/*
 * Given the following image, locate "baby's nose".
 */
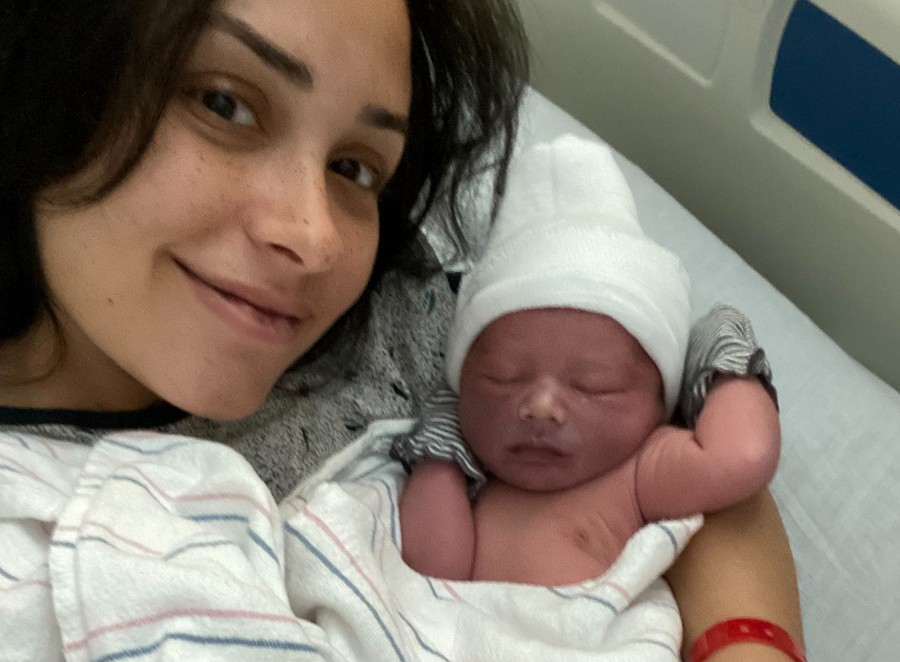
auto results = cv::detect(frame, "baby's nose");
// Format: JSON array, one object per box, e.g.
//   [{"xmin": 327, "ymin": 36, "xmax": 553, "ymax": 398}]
[{"xmin": 519, "ymin": 379, "xmax": 566, "ymax": 424}]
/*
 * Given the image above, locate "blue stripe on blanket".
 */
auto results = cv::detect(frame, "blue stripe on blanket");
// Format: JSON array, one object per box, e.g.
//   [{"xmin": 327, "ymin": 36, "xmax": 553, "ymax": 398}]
[
  {"xmin": 0, "ymin": 564, "xmax": 19, "ymax": 581},
  {"xmin": 652, "ymin": 523, "xmax": 679, "ymax": 556},
  {"xmin": 370, "ymin": 511, "xmax": 379, "ymax": 553},
  {"xmin": 6, "ymin": 433, "xmax": 30, "ymax": 449},
  {"xmin": 397, "ymin": 612, "xmax": 451, "ymax": 661},
  {"xmin": 376, "ymin": 478, "xmax": 400, "ymax": 547},
  {"xmin": 163, "ymin": 539, "xmax": 238, "ymax": 561},
  {"xmin": 184, "ymin": 515, "xmax": 279, "ymax": 565},
  {"xmin": 78, "ymin": 536, "xmax": 130, "ymax": 552},
  {"xmin": 548, "ymin": 586, "xmax": 619, "ymax": 614},
  {"xmin": 109, "ymin": 475, "xmax": 168, "ymax": 509},
  {"xmin": 247, "ymin": 529, "xmax": 280, "ymax": 566},
  {"xmin": 187, "ymin": 514, "xmax": 250, "ymax": 523},
  {"xmin": 103, "ymin": 436, "xmax": 190, "ymax": 456},
  {"xmin": 284, "ymin": 522, "xmax": 407, "ymax": 662},
  {"xmin": 55, "ymin": 500, "xmax": 277, "ymax": 566},
  {"xmin": 424, "ymin": 578, "xmax": 454, "ymax": 602},
  {"xmin": 107, "ymin": 475, "xmax": 279, "ymax": 565},
  {"xmin": 93, "ymin": 632, "xmax": 319, "ymax": 662},
  {"xmin": 0, "ymin": 464, "xmax": 27, "ymax": 478},
  {"xmin": 350, "ymin": 459, "xmax": 394, "ymax": 483}
]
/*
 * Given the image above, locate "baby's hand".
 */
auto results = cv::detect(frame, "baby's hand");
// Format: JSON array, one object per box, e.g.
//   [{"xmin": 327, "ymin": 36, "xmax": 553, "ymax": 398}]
[
  {"xmin": 697, "ymin": 374, "xmax": 780, "ymax": 465},
  {"xmin": 692, "ymin": 374, "xmax": 781, "ymax": 506}
]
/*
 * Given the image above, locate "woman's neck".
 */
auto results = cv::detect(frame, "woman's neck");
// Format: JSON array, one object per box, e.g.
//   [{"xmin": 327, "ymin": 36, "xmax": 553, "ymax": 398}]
[{"xmin": 0, "ymin": 315, "xmax": 159, "ymax": 412}]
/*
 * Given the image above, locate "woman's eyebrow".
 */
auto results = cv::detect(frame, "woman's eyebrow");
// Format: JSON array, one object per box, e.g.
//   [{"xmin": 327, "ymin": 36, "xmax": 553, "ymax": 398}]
[
  {"xmin": 360, "ymin": 105, "xmax": 409, "ymax": 137},
  {"xmin": 210, "ymin": 11, "xmax": 313, "ymax": 89}
]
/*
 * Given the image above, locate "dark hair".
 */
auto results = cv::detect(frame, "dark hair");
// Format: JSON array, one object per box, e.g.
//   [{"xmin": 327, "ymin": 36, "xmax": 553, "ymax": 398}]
[
  {"xmin": 306, "ymin": 0, "xmax": 530, "ymax": 368},
  {"xmin": 1, "ymin": 0, "xmax": 217, "ymax": 342},
  {"xmin": 0, "ymin": 0, "xmax": 529, "ymax": 370}
]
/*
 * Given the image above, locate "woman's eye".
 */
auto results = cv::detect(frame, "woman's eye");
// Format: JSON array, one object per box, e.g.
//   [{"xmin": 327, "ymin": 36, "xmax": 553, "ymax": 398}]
[
  {"xmin": 330, "ymin": 158, "xmax": 379, "ymax": 191},
  {"xmin": 200, "ymin": 89, "xmax": 256, "ymax": 127}
]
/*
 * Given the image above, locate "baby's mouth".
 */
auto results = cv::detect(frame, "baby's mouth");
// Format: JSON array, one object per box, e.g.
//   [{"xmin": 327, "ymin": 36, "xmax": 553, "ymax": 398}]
[{"xmin": 509, "ymin": 445, "xmax": 567, "ymax": 462}]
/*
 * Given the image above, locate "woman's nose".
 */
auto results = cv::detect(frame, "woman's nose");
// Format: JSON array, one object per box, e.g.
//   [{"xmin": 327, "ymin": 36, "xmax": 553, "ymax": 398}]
[
  {"xmin": 248, "ymin": 164, "xmax": 343, "ymax": 273},
  {"xmin": 519, "ymin": 379, "xmax": 566, "ymax": 424}
]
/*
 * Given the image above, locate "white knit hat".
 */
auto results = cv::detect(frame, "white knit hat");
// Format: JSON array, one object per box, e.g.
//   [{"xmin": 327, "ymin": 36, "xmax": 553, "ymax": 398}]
[{"xmin": 445, "ymin": 134, "xmax": 691, "ymax": 415}]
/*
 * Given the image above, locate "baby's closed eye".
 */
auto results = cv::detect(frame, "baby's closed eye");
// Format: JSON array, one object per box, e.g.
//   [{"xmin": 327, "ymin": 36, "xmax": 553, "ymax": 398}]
[{"xmin": 570, "ymin": 377, "xmax": 626, "ymax": 396}]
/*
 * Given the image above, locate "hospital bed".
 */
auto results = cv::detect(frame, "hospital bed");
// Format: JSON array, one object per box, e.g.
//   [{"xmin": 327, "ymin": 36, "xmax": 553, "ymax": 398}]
[{"xmin": 504, "ymin": 2, "xmax": 899, "ymax": 659}]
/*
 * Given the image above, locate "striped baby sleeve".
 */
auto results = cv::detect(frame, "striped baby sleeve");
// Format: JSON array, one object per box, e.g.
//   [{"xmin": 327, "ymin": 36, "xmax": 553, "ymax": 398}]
[
  {"xmin": 389, "ymin": 384, "xmax": 488, "ymax": 497},
  {"xmin": 679, "ymin": 304, "xmax": 778, "ymax": 428}
]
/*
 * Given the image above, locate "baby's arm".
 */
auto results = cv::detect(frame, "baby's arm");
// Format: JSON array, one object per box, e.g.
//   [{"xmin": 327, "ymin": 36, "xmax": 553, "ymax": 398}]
[
  {"xmin": 399, "ymin": 459, "xmax": 476, "ymax": 580},
  {"xmin": 636, "ymin": 375, "xmax": 781, "ymax": 521}
]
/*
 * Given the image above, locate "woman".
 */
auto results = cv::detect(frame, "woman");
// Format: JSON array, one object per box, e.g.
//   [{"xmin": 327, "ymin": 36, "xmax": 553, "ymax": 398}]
[{"xmin": 0, "ymin": 0, "xmax": 801, "ymax": 659}]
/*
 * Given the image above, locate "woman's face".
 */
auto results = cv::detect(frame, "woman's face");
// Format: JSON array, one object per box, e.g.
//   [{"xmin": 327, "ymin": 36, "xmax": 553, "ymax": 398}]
[{"xmin": 32, "ymin": 0, "xmax": 411, "ymax": 418}]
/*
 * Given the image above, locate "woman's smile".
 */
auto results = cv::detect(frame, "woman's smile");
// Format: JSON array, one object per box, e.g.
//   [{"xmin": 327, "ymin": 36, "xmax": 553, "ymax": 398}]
[{"xmin": 176, "ymin": 259, "xmax": 308, "ymax": 346}]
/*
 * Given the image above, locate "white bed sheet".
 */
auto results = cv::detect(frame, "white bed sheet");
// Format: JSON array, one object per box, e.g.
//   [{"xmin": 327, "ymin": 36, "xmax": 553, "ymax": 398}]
[{"xmin": 511, "ymin": 90, "xmax": 900, "ymax": 660}]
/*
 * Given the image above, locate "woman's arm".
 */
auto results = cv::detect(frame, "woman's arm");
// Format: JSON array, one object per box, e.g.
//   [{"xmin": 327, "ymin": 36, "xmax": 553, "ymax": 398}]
[
  {"xmin": 670, "ymin": 305, "xmax": 804, "ymax": 660},
  {"xmin": 666, "ymin": 488, "xmax": 804, "ymax": 661}
]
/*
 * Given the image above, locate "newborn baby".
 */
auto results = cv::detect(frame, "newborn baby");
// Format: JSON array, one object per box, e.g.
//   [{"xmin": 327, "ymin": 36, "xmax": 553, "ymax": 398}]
[{"xmin": 398, "ymin": 135, "xmax": 780, "ymax": 585}]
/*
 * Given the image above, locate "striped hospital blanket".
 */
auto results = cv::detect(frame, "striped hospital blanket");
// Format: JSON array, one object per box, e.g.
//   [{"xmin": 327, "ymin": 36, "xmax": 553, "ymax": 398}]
[{"xmin": 0, "ymin": 422, "xmax": 700, "ymax": 661}]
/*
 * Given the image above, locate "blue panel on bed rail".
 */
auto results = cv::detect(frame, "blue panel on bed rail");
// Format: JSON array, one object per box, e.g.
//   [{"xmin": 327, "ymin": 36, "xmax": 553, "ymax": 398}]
[{"xmin": 770, "ymin": 0, "xmax": 899, "ymax": 209}]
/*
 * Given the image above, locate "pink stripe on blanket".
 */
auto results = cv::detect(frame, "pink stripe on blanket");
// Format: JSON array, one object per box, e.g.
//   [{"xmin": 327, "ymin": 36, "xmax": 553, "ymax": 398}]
[
  {"xmin": 23, "ymin": 435, "xmax": 61, "ymax": 460},
  {"xmin": 553, "ymin": 580, "xmax": 633, "ymax": 604},
  {"xmin": 601, "ymin": 581, "xmax": 633, "ymax": 603},
  {"xmin": 302, "ymin": 505, "xmax": 397, "ymax": 617},
  {"xmin": 281, "ymin": 497, "xmax": 305, "ymax": 518},
  {"xmin": 1, "ymin": 579, "xmax": 52, "ymax": 594},
  {"xmin": 63, "ymin": 607, "xmax": 298, "ymax": 652},
  {"xmin": 81, "ymin": 466, "xmax": 275, "ymax": 526},
  {"xmin": 56, "ymin": 521, "xmax": 161, "ymax": 555},
  {"xmin": 38, "ymin": 439, "xmax": 60, "ymax": 459},
  {"xmin": 350, "ymin": 481, "xmax": 388, "ymax": 520},
  {"xmin": 129, "ymin": 466, "xmax": 275, "ymax": 526},
  {"xmin": 439, "ymin": 580, "xmax": 466, "ymax": 603},
  {"xmin": 0, "ymin": 452, "xmax": 67, "ymax": 494}
]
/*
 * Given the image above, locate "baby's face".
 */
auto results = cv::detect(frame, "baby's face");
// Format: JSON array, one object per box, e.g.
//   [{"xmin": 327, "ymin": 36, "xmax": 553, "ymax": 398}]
[{"xmin": 458, "ymin": 308, "xmax": 665, "ymax": 492}]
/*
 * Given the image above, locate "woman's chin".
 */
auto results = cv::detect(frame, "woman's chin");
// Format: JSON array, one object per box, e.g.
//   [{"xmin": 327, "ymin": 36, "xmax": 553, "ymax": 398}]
[
  {"xmin": 186, "ymin": 397, "xmax": 267, "ymax": 421},
  {"xmin": 158, "ymin": 377, "xmax": 275, "ymax": 422}
]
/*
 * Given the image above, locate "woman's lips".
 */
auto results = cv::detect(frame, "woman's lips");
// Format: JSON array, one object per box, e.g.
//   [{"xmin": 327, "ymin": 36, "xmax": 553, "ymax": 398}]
[{"xmin": 176, "ymin": 260, "xmax": 304, "ymax": 346}]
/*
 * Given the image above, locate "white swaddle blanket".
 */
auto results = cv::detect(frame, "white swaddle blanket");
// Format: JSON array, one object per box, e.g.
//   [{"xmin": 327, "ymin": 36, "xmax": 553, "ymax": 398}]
[
  {"xmin": 283, "ymin": 419, "xmax": 702, "ymax": 661},
  {"xmin": 1, "ymin": 425, "xmax": 699, "ymax": 661}
]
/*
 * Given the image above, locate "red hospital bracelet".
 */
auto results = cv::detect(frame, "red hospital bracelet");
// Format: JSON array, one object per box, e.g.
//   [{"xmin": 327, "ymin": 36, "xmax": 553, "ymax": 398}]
[{"xmin": 690, "ymin": 618, "xmax": 806, "ymax": 662}]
